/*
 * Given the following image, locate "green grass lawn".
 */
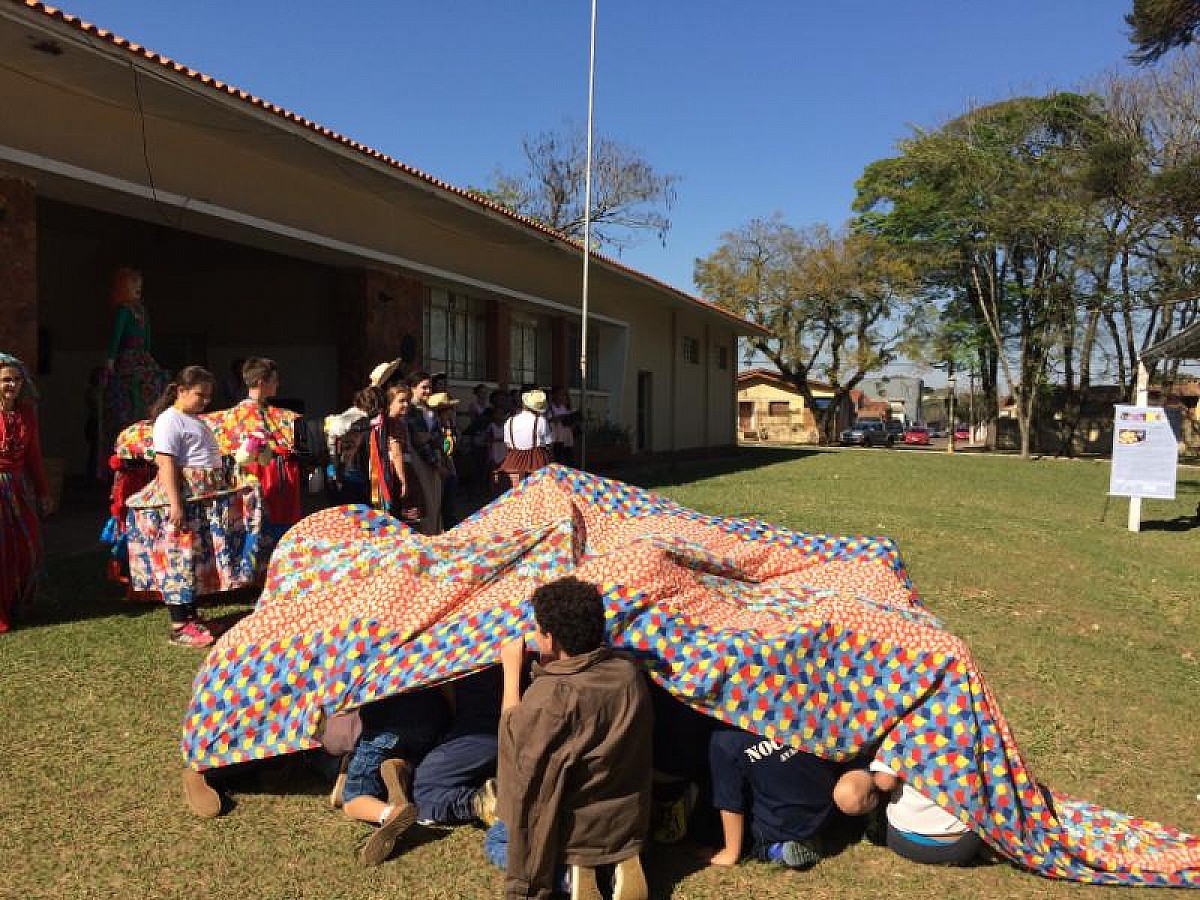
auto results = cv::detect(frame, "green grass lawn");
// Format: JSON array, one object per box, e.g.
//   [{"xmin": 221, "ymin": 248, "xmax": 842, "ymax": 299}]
[{"xmin": 2, "ymin": 448, "xmax": 1197, "ymax": 899}]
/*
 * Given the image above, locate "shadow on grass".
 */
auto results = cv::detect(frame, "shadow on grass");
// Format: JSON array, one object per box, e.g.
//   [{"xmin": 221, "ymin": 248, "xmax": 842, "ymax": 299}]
[
  {"xmin": 1140, "ymin": 513, "xmax": 1200, "ymax": 532},
  {"xmin": 612, "ymin": 446, "xmax": 824, "ymax": 492},
  {"xmin": 26, "ymin": 549, "xmax": 259, "ymax": 630}
]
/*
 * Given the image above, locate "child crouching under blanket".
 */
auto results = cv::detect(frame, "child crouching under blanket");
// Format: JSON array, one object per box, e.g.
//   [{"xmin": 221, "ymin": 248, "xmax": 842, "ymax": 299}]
[{"xmin": 487, "ymin": 576, "xmax": 653, "ymax": 900}]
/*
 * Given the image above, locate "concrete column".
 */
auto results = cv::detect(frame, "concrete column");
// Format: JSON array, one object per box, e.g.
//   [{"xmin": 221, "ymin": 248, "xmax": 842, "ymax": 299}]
[
  {"xmin": 0, "ymin": 178, "xmax": 37, "ymax": 369},
  {"xmin": 491, "ymin": 299, "xmax": 511, "ymax": 388},
  {"xmin": 551, "ymin": 316, "xmax": 568, "ymax": 389}
]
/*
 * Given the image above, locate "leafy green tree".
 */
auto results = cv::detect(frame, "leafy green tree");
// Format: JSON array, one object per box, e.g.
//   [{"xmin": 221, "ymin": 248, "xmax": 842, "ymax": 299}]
[
  {"xmin": 855, "ymin": 94, "xmax": 1110, "ymax": 458},
  {"xmin": 1127, "ymin": 0, "xmax": 1200, "ymax": 64},
  {"xmin": 694, "ymin": 216, "xmax": 917, "ymax": 443},
  {"xmin": 472, "ymin": 124, "xmax": 678, "ymax": 252}
]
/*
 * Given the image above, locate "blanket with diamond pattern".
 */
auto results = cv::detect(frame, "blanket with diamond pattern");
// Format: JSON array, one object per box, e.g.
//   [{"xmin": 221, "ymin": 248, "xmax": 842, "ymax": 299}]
[{"xmin": 181, "ymin": 466, "xmax": 1199, "ymax": 887}]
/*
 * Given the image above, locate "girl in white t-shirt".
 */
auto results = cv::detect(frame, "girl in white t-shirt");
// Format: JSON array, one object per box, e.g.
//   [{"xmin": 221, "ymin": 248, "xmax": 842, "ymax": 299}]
[
  {"xmin": 124, "ymin": 366, "xmax": 264, "ymax": 648},
  {"xmin": 869, "ymin": 761, "xmax": 983, "ymax": 865}
]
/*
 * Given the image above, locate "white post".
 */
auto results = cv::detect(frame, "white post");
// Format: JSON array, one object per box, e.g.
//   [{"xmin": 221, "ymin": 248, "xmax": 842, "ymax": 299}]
[
  {"xmin": 578, "ymin": 0, "xmax": 598, "ymax": 469},
  {"xmin": 1128, "ymin": 360, "xmax": 1150, "ymax": 532}
]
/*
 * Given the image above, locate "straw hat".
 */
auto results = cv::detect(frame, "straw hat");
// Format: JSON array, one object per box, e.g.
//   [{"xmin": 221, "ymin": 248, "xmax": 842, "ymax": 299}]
[
  {"xmin": 368, "ymin": 358, "xmax": 402, "ymax": 388},
  {"xmin": 427, "ymin": 391, "xmax": 460, "ymax": 410},
  {"xmin": 522, "ymin": 389, "xmax": 548, "ymax": 414}
]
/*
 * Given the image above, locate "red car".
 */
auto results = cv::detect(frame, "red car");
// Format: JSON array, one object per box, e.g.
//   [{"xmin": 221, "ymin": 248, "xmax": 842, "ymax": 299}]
[
  {"xmin": 902, "ymin": 426, "xmax": 930, "ymax": 446},
  {"xmin": 952, "ymin": 425, "xmax": 970, "ymax": 442}
]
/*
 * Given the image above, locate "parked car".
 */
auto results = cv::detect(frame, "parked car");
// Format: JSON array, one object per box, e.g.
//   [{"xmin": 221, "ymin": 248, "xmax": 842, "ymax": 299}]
[
  {"xmin": 840, "ymin": 420, "xmax": 892, "ymax": 447},
  {"xmin": 927, "ymin": 424, "xmax": 944, "ymax": 438},
  {"xmin": 902, "ymin": 425, "xmax": 930, "ymax": 446},
  {"xmin": 952, "ymin": 424, "xmax": 970, "ymax": 442},
  {"xmin": 885, "ymin": 419, "xmax": 906, "ymax": 441}
]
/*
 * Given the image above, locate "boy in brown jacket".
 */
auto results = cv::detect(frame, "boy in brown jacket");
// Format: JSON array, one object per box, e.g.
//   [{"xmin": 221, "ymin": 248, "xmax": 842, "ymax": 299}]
[{"xmin": 494, "ymin": 577, "xmax": 652, "ymax": 900}]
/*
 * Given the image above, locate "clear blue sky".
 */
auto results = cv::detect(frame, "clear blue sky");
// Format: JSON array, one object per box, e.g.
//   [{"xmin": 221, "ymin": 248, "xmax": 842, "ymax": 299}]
[{"xmin": 58, "ymin": 1, "xmax": 1136, "ymax": 303}]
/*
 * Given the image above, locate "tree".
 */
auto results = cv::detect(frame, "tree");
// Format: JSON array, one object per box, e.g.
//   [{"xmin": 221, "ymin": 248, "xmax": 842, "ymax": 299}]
[
  {"xmin": 855, "ymin": 94, "xmax": 1111, "ymax": 458},
  {"xmin": 1126, "ymin": 0, "xmax": 1200, "ymax": 64},
  {"xmin": 473, "ymin": 124, "xmax": 678, "ymax": 252},
  {"xmin": 694, "ymin": 216, "xmax": 917, "ymax": 443}
]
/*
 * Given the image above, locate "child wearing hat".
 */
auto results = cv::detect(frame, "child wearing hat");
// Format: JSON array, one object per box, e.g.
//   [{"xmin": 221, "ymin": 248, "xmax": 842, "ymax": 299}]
[{"xmin": 497, "ymin": 389, "xmax": 554, "ymax": 490}]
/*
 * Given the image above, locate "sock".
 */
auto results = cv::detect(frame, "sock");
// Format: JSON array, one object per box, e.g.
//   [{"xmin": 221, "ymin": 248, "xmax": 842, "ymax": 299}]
[{"xmin": 378, "ymin": 804, "xmax": 394, "ymax": 825}]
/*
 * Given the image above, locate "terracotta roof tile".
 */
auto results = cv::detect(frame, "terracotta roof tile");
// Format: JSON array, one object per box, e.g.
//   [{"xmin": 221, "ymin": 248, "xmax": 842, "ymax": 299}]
[{"xmin": 13, "ymin": 0, "xmax": 768, "ymax": 336}]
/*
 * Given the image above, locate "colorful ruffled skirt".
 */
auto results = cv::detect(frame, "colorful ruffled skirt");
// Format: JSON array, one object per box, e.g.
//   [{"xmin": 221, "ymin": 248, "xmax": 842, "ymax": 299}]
[
  {"xmin": 0, "ymin": 469, "xmax": 42, "ymax": 631},
  {"xmin": 126, "ymin": 467, "xmax": 263, "ymax": 605}
]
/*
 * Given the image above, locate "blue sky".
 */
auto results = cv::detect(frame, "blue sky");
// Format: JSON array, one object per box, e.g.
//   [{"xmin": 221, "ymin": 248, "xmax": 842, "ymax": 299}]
[{"xmin": 58, "ymin": 1, "xmax": 1137, "ymax": 333}]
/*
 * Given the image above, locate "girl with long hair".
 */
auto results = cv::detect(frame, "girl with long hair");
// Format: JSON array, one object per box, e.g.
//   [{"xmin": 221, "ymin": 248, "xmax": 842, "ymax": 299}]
[
  {"xmin": 369, "ymin": 383, "xmax": 425, "ymax": 526},
  {"xmin": 125, "ymin": 366, "xmax": 264, "ymax": 647}
]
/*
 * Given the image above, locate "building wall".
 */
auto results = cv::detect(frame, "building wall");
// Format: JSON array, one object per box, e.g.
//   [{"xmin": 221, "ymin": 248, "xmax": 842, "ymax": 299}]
[
  {"xmin": 35, "ymin": 200, "xmax": 341, "ymax": 463},
  {"xmin": 1, "ymin": 49, "xmax": 750, "ymax": 461},
  {"xmin": 736, "ymin": 379, "xmax": 820, "ymax": 444},
  {"xmin": 0, "ymin": 177, "xmax": 36, "ymax": 369}
]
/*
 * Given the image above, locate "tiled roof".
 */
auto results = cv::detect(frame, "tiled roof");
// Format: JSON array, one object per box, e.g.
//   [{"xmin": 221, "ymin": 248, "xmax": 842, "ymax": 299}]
[
  {"xmin": 11, "ymin": 1, "xmax": 768, "ymax": 336},
  {"xmin": 736, "ymin": 368, "xmax": 836, "ymax": 393}
]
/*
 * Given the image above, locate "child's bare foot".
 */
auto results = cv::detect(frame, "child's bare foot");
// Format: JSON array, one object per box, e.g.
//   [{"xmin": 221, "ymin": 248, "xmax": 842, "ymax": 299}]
[
  {"xmin": 182, "ymin": 768, "xmax": 221, "ymax": 817},
  {"xmin": 695, "ymin": 846, "xmax": 739, "ymax": 867}
]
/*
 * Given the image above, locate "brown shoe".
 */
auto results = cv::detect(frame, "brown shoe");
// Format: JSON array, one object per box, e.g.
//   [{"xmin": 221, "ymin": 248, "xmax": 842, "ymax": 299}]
[
  {"xmin": 612, "ymin": 855, "xmax": 648, "ymax": 900},
  {"xmin": 379, "ymin": 758, "xmax": 412, "ymax": 807},
  {"xmin": 360, "ymin": 799, "xmax": 417, "ymax": 866},
  {"xmin": 359, "ymin": 758, "xmax": 416, "ymax": 866},
  {"xmin": 182, "ymin": 768, "xmax": 221, "ymax": 818}
]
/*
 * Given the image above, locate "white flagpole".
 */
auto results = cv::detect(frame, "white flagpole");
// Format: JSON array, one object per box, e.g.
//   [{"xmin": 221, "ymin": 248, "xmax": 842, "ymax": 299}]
[{"xmin": 578, "ymin": 0, "xmax": 597, "ymax": 470}]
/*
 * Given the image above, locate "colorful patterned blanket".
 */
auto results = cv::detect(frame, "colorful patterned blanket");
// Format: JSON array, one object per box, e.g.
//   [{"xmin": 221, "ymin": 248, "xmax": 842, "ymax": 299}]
[
  {"xmin": 182, "ymin": 466, "xmax": 1199, "ymax": 887},
  {"xmin": 113, "ymin": 400, "xmax": 299, "ymax": 461}
]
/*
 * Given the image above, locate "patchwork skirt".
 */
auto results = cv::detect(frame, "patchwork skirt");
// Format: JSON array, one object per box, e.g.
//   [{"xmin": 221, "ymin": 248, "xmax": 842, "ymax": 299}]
[{"xmin": 126, "ymin": 467, "xmax": 263, "ymax": 605}]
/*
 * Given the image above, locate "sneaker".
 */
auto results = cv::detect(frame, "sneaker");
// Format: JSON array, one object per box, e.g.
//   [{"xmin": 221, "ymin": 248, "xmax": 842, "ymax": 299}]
[
  {"xmin": 765, "ymin": 838, "xmax": 822, "ymax": 870},
  {"xmin": 612, "ymin": 855, "xmax": 649, "ymax": 900},
  {"xmin": 471, "ymin": 777, "xmax": 499, "ymax": 828},
  {"xmin": 360, "ymin": 800, "xmax": 417, "ymax": 867},
  {"xmin": 651, "ymin": 783, "xmax": 698, "ymax": 844},
  {"xmin": 169, "ymin": 621, "xmax": 214, "ymax": 648}
]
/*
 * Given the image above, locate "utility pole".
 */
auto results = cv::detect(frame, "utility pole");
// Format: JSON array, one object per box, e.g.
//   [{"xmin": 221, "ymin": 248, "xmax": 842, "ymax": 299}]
[{"xmin": 946, "ymin": 361, "xmax": 957, "ymax": 454}]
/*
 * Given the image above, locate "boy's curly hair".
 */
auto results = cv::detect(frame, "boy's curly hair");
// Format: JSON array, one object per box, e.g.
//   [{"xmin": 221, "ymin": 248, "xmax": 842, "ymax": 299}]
[{"xmin": 531, "ymin": 577, "xmax": 606, "ymax": 656}]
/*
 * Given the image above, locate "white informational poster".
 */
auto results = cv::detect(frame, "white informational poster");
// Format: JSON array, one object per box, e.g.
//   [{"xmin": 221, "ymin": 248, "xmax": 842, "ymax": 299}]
[{"xmin": 1108, "ymin": 405, "xmax": 1178, "ymax": 500}]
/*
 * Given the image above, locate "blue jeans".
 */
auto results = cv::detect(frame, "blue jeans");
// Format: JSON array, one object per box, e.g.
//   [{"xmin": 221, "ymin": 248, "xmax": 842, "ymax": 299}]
[
  {"xmin": 413, "ymin": 731, "xmax": 498, "ymax": 823},
  {"xmin": 343, "ymin": 691, "xmax": 449, "ymax": 803},
  {"xmin": 483, "ymin": 821, "xmax": 569, "ymax": 892}
]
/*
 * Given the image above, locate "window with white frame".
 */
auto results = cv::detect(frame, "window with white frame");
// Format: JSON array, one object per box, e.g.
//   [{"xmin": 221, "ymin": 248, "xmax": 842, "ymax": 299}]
[
  {"xmin": 510, "ymin": 314, "xmax": 540, "ymax": 386},
  {"xmin": 681, "ymin": 335, "xmax": 701, "ymax": 365},
  {"xmin": 424, "ymin": 288, "xmax": 486, "ymax": 380}
]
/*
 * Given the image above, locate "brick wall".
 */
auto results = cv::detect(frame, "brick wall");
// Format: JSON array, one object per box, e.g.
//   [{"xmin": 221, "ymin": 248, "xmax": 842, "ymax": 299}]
[
  {"xmin": 0, "ymin": 178, "xmax": 37, "ymax": 368},
  {"xmin": 336, "ymin": 268, "xmax": 425, "ymax": 401}
]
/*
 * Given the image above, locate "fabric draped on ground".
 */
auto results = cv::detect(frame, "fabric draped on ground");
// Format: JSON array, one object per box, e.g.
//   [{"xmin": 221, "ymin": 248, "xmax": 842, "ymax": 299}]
[{"xmin": 180, "ymin": 465, "xmax": 1199, "ymax": 887}]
